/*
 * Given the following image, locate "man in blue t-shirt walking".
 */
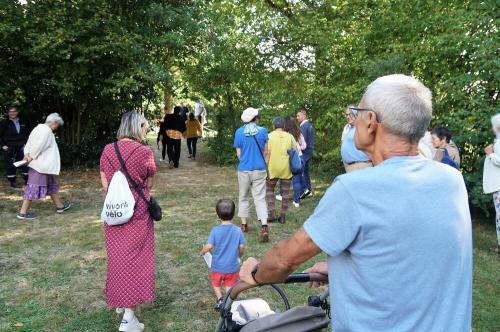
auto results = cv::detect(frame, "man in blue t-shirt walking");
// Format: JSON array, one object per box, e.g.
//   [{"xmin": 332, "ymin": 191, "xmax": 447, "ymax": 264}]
[{"xmin": 233, "ymin": 107, "xmax": 270, "ymax": 242}]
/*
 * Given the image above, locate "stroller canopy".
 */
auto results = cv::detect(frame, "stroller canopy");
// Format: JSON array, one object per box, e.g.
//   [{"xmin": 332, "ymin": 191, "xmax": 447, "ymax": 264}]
[{"xmin": 240, "ymin": 306, "xmax": 330, "ymax": 332}]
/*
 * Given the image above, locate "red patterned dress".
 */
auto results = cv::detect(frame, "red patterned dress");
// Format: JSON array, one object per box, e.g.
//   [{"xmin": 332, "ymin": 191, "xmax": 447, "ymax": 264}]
[{"xmin": 99, "ymin": 140, "xmax": 157, "ymax": 308}]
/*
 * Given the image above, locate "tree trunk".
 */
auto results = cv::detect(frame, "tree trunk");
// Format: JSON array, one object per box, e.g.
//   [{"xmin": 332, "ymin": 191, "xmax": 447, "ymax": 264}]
[{"xmin": 164, "ymin": 89, "xmax": 174, "ymax": 114}]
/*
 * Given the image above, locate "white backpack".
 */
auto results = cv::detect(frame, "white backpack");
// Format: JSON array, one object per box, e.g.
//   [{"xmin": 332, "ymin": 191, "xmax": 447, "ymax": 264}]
[{"xmin": 101, "ymin": 170, "xmax": 136, "ymax": 226}]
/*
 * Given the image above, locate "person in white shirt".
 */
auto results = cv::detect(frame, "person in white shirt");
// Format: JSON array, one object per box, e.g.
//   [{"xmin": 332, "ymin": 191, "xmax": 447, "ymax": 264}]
[
  {"xmin": 483, "ymin": 113, "xmax": 500, "ymax": 253},
  {"xmin": 17, "ymin": 113, "xmax": 71, "ymax": 219}
]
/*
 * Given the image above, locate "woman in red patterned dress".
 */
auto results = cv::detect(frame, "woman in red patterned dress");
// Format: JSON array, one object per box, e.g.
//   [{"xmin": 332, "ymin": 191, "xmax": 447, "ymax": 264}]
[{"xmin": 100, "ymin": 112, "xmax": 157, "ymax": 332}]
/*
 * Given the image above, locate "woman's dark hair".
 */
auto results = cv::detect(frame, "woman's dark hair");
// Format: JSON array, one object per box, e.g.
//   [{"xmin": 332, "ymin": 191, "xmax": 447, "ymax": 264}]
[
  {"xmin": 188, "ymin": 112, "xmax": 195, "ymax": 121},
  {"xmin": 173, "ymin": 106, "xmax": 182, "ymax": 115},
  {"xmin": 216, "ymin": 199, "xmax": 235, "ymax": 221},
  {"xmin": 431, "ymin": 127, "xmax": 452, "ymax": 143},
  {"xmin": 284, "ymin": 116, "xmax": 302, "ymax": 141},
  {"xmin": 272, "ymin": 117, "xmax": 285, "ymax": 129}
]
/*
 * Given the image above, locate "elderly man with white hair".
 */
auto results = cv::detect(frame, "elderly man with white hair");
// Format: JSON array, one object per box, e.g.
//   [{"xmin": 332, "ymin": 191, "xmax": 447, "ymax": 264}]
[
  {"xmin": 239, "ymin": 74, "xmax": 472, "ymax": 332},
  {"xmin": 17, "ymin": 113, "xmax": 71, "ymax": 219}
]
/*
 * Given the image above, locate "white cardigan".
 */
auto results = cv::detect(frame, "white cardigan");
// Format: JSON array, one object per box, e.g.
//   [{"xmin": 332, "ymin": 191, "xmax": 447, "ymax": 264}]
[
  {"xmin": 483, "ymin": 138, "xmax": 500, "ymax": 194},
  {"xmin": 24, "ymin": 124, "xmax": 61, "ymax": 175}
]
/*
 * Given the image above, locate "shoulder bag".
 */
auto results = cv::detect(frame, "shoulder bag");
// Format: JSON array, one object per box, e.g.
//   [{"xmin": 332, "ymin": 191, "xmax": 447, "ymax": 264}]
[
  {"xmin": 288, "ymin": 137, "xmax": 303, "ymax": 175},
  {"xmin": 114, "ymin": 142, "xmax": 162, "ymax": 221}
]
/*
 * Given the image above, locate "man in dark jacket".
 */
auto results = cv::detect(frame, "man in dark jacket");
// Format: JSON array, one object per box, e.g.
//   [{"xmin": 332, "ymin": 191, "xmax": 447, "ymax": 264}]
[
  {"xmin": 0, "ymin": 106, "xmax": 31, "ymax": 187},
  {"xmin": 296, "ymin": 109, "xmax": 315, "ymax": 198}
]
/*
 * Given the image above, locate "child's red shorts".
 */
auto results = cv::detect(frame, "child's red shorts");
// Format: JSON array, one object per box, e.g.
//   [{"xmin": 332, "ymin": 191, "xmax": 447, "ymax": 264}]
[{"xmin": 211, "ymin": 271, "xmax": 239, "ymax": 287}]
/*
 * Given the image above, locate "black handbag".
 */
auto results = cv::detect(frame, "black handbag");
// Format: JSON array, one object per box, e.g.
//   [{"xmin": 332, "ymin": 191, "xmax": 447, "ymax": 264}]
[{"xmin": 114, "ymin": 142, "xmax": 162, "ymax": 221}]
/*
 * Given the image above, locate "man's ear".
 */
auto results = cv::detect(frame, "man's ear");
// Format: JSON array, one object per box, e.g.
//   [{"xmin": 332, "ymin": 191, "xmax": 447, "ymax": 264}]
[{"xmin": 367, "ymin": 111, "xmax": 378, "ymax": 131}]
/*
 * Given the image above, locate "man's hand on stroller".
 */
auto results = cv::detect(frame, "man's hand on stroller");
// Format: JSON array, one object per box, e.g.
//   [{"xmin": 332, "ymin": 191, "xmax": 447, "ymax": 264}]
[
  {"xmin": 239, "ymin": 257, "xmax": 260, "ymax": 286},
  {"xmin": 239, "ymin": 227, "xmax": 323, "ymax": 287},
  {"xmin": 304, "ymin": 262, "xmax": 329, "ymax": 288}
]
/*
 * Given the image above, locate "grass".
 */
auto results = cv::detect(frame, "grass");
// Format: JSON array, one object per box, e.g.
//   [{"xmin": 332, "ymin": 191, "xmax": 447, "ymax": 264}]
[{"xmin": 0, "ymin": 140, "xmax": 499, "ymax": 332}]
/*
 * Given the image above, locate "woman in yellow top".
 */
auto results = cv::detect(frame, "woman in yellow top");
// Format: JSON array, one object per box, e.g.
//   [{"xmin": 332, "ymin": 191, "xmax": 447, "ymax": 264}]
[
  {"xmin": 184, "ymin": 113, "xmax": 203, "ymax": 160},
  {"xmin": 265, "ymin": 117, "xmax": 296, "ymax": 224}
]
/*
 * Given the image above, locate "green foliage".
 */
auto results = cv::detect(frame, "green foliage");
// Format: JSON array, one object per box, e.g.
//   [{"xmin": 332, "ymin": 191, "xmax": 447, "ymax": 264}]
[
  {"xmin": 0, "ymin": 0, "xmax": 202, "ymax": 165},
  {"xmin": 182, "ymin": 0, "xmax": 498, "ymax": 215}
]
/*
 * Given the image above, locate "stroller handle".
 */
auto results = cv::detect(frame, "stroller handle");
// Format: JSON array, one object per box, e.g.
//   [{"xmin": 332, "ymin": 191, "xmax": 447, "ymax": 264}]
[{"xmin": 229, "ymin": 272, "xmax": 328, "ymax": 300}]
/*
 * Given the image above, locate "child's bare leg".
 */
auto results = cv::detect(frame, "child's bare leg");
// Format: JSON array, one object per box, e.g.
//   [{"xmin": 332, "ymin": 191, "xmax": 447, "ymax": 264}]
[{"xmin": 212, "ymin": 286, "xmax": 223, "ymax": 300}]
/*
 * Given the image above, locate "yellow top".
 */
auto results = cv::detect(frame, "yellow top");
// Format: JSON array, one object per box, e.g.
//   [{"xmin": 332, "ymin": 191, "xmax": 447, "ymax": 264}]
[
  {"xmin": 268, "ymin": 130, "xmax": 296, "ymax": 179},
  {"xmin": 184, "ymin": 120, "xmax": 202, "ymax": 138}
]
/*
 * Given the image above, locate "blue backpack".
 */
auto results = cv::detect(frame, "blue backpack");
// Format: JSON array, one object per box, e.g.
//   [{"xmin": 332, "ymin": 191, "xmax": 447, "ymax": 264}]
[
  {"xmin": 288, "ymin": 138, "xmax": 304, "ymax": 175},
  {"xmin": 441, "ymin": 148, "xmax": 459, "ymax": 169}
]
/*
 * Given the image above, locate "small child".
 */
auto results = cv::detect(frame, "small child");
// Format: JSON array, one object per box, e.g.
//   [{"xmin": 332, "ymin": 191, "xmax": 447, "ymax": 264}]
[{"xmin": 200, "ymin": 199, "xmax": 246, "ymax": 310}]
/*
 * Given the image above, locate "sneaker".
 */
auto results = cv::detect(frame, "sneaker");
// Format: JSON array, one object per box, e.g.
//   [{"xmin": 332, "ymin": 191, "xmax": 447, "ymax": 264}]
[
  {"xmin": 259, "ymin": 225, "xmax": 269, "ymax": 243},
  {"xmin": 168, "ymin": 161, "xmax": 174, "ymax": 169},
  {"xmin": 188, "ymin": 154, "xmax": 192, "ymax": 159},
  {"xmin": 159, "ymin": 158, "xmax": 163, "ymax": 162},
  {"xmin": 300, "ymin": 189, "xmax": 312, "ymax": 199},
  {"xmin": 17, "ymin": 213, "xmax": 35, "ymax": 220},
  {"xmin": 275, "ymin": 194, "xmax": 282, "ymax": 201},
  {"xmin": 56, "ymin": 203, "xmax": 71, "ymax": 213},
  {"xmin": 214, "ymin": 297, "xmax": 223, "ymax": 311},
  {"xmin": 293, "ymin": 202, "xmax": 300, "ymax": 208},
  {"xmin": 119, "ymin": 315, "xmax": 144, "ymax": 332},
  {"xmin": 240, "ymin": 224, "xmax": 248, "ymax": 233},
  {"xmin": 279, "ymin": 215, "xmax": 286, "ymax": 224}
]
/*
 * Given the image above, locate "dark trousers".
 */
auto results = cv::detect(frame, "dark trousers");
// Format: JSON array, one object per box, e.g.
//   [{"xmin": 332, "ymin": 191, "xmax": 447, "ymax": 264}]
[
  {"xmin": 3, "ymin": 145, "xmax": 28, "ymax": 183},
  {"xmin": 167, "ymin": 138, "xmax": 181, "ymax": 167},
  {"xmin": 301, "ymin": 158, "xmax": 311, "ymax": 192},
  {"xmin": 160, "ymin": 139, "xmax": 167, "ymax": 160},
  {"xmin": 187, "ymin": 137, "xmax": 198, "ymax": 158}
]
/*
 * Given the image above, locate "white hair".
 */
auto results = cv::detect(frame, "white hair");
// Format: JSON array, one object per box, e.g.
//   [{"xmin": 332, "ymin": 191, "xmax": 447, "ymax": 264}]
[
  {"xmin": 360, "ymin": 74, "xmax": 432, "ymax": 142},
  {"xmin": 116, "ymin": 111, "xmax": 148, "ymax": 141},
  {"xmin": 45, "ymin": 113, "xmax": 64, "ymax": 126},
  {"xmin": 491, "ymin": 113, "xmax": 500, "ymax": 132}
]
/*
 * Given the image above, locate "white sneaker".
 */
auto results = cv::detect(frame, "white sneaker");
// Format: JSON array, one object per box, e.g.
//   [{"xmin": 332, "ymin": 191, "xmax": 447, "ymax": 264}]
[
  {"xmin": 159, "ymin": 158, "xmax": 163, "ymax": 162},
  {"xmin": 275, "ymin": 194, "xmax": 282, "ymax": 201},
  {"xmin": 119, "ymin": 315, "xmax": 144, "ymax": 332},
  {"xmin": 293, "ymin": 202, "xmax": 300, "ymax": 208}
]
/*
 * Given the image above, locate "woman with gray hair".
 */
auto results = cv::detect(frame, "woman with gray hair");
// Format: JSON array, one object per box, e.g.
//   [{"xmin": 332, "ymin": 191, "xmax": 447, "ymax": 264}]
[
  {"xmin": 99, "ymin": 111, "xmax": 157, "ymax": 332},
  {"xmin": 266, "ymin": 117, "xmax": 297, "ymax": 224},
  {"xmin": 17, "ymin": 113, "xmax": 70, "ymax": 219},
  {"xmin": 483, "ymin": 113, "xmax": 500, "ymax": 253}
]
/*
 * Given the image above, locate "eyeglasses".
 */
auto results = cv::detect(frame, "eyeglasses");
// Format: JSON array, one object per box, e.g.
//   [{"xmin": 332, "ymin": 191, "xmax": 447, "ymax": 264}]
[{"xmin": 347, "ymin": 106, "xmax": 380, "ymax": 122}]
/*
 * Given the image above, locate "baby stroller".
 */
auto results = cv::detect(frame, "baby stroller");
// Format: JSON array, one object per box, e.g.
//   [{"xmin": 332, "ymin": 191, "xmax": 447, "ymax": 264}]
[{"xmin": 215, "ymin": 273, "xmax": 330, "ymax": 332}]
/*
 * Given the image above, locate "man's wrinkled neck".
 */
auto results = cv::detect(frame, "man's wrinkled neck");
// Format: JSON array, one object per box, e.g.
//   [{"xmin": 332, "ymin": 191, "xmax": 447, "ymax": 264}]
[{"xmin": 370, "ymin": 133, "xmax": 419, "ymax": 166}]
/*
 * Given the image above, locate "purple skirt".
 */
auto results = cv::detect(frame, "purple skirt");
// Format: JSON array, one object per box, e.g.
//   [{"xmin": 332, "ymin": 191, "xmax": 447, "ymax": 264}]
[{"xmin": 23, "ymin": 168, "xmax": 59, "ymax": 200}]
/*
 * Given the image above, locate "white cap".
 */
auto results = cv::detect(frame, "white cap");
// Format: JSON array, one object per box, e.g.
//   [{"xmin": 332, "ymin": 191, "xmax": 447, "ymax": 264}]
[{"xmin": 241, "ymin": 107, "xmax": 260, "ymax": 123}]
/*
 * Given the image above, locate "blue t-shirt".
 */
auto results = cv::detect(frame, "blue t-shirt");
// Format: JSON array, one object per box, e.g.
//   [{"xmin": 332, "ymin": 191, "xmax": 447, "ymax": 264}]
[
  {"xmin": 341, "ymin": 125, "xmax": 370, "ymax": 163},
  {"xmin": 233, "ymin": 125, "xmax": 268, "ymax": 171},
  {"xmin": 208, "ymin": 224, "xmax": 246, "ymax": 273},
  {"xmin": 304, "ymin": 156, "xmax": 472, "ymax": 332}
]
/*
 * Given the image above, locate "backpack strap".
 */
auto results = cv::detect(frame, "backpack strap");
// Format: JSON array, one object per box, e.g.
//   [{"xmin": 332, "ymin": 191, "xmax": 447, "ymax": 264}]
[{"xmin": 113, "ymin": 142, "xmax": 150, "ymax": 205}]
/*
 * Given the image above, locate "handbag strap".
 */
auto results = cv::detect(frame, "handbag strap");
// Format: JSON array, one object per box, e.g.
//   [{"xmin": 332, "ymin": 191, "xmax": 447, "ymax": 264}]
[
  {"xmin": 113, "ymin": 142, "xmax": 150, "ymax": 205},
  {"xmin": 251, "ymin": 135, "xmax": 270, "ymax": 179}
]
